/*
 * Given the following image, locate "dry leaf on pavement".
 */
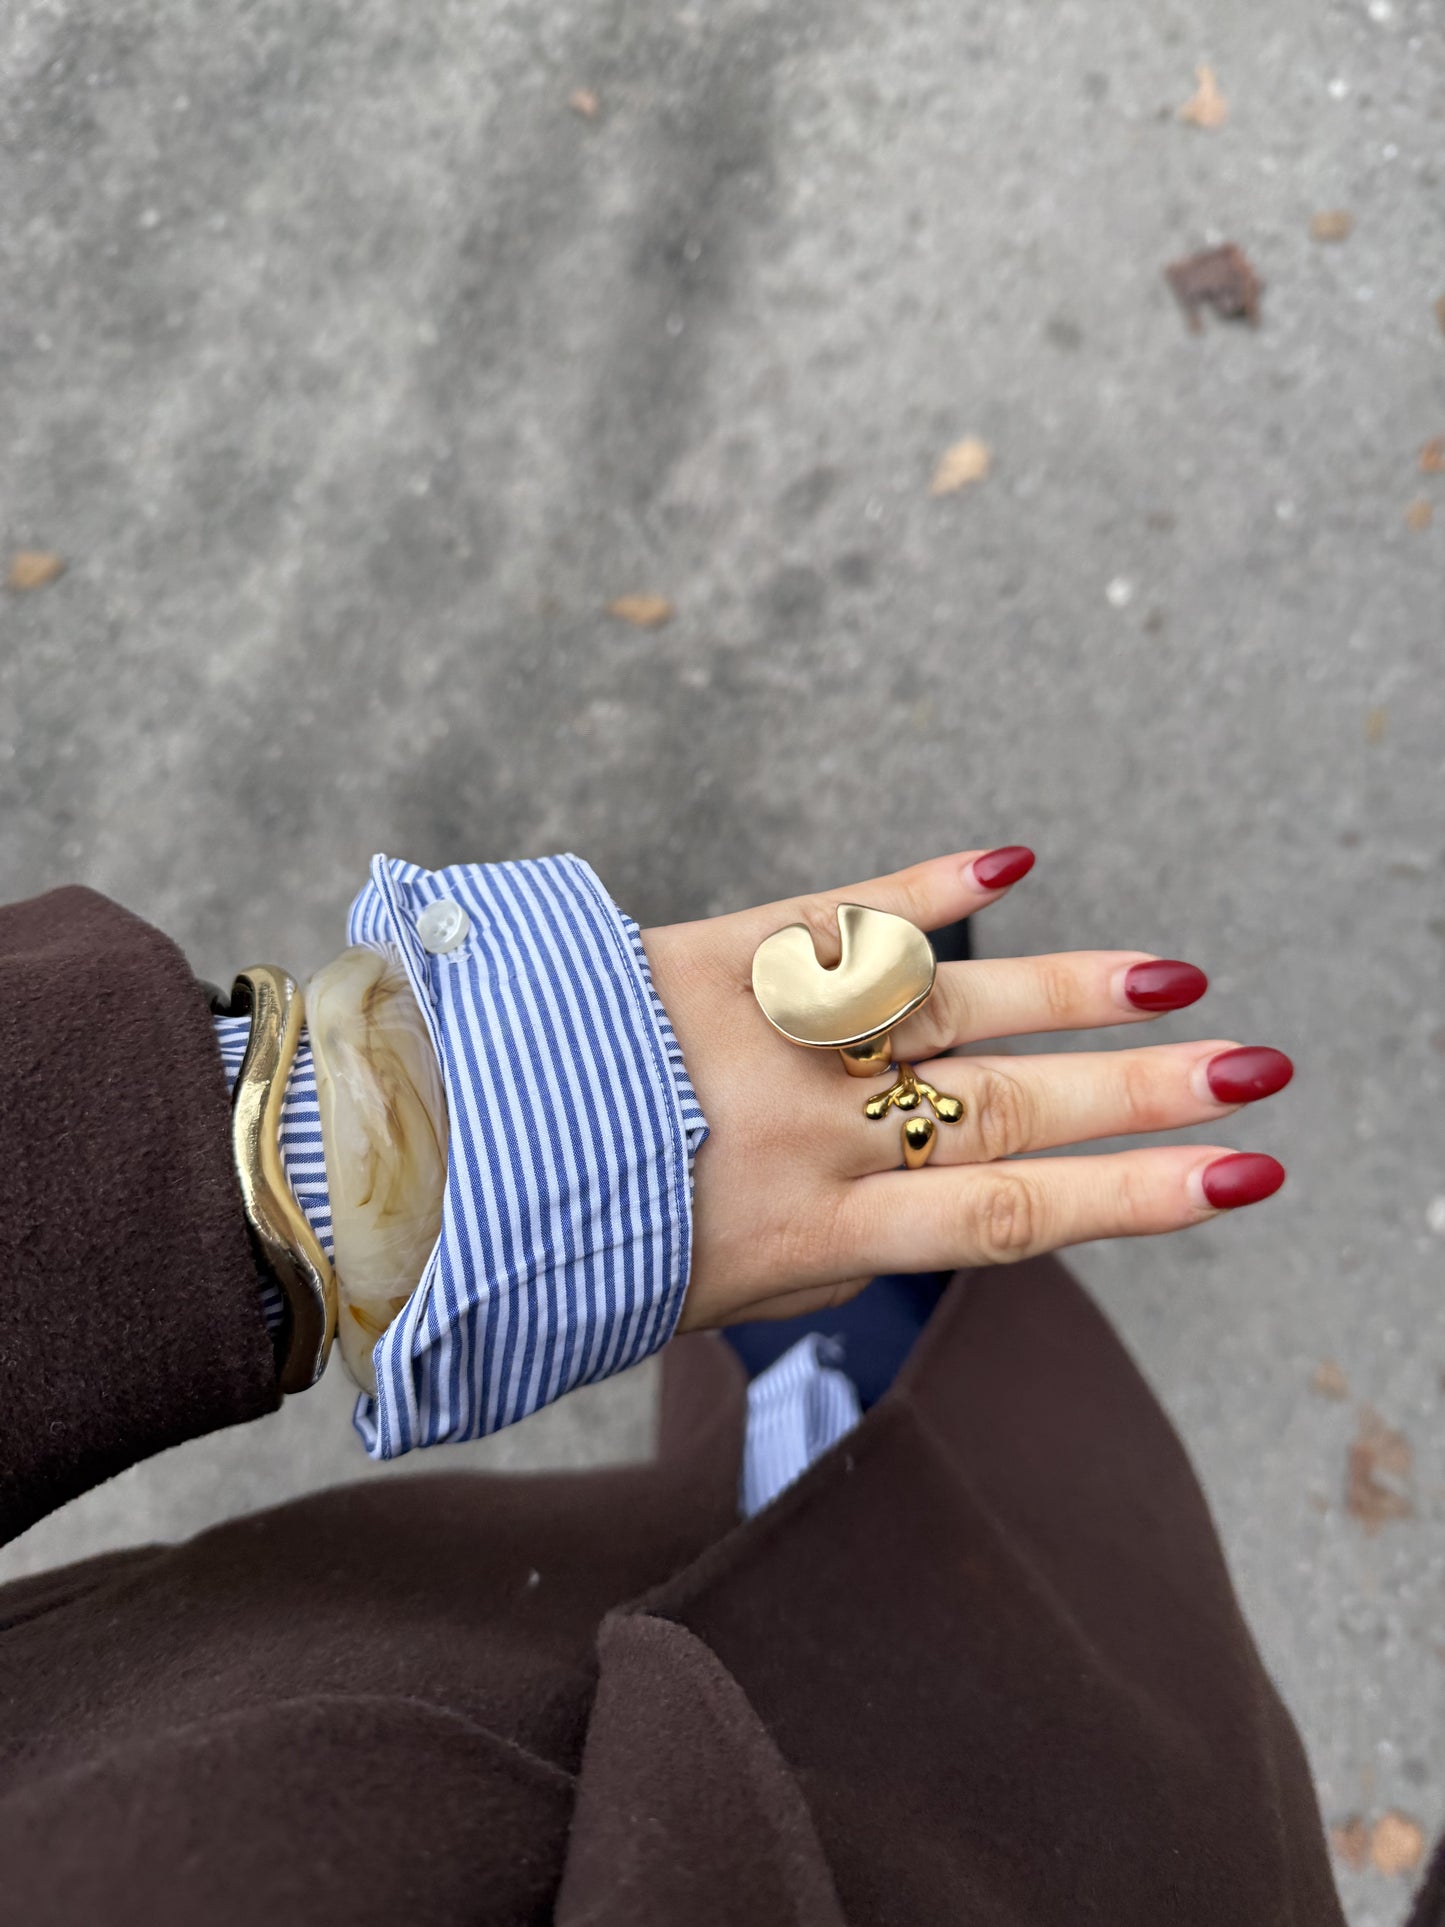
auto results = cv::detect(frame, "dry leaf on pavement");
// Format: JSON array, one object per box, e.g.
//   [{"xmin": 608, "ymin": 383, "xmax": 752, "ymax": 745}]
[
  {"xmin": 1309, "ymin": 210, "xmax": 1354, "ymax": 243},
  {"xmin": 568, "ymin": 88, "xmax": 600, "ymax": 119},
  {"xmin": 1364, "ymin": 707, "xmax": 1389, "ymax": 745},
  {"xmin": 1331, "ymin": 1819, "xmax": 1371, "ymax": 1872},
  {"xmin": 7, "ymin": 551, "xmax": 65, "ymax": 591},
  {"xmin": 930, "ymin": 437, "xmax": 992, "ymax": 495},
  {"xmin": 607, "ymin": 594, "xmax": 674, "ymax": 628},
  {"xmin": 1371, "ymin": 1813, "xmax": 1425, "ymax": 1877},
  {"xmin": 1177, "ymin": 66, "xmax": 1228, "ymax": 129},
  {"xmin": 1311, "ymin": 1360, "xmax": 1349, "ymax": 1399},
  {"xmin": 1165, "ymin": 244, "xmax": 1263, "ymax": 330},
  {"xmin": 1331, "ymin": 1812, "xmax": 1425, "ymax": 1877},
  {"xmin": 1419, "ymin": 437, "xmax": 1445, "ymax": 473},
  {"xmin": 1405, "ymin": 499, "xmax": 1433, "ymax": 532},
  {"xmin": 1346, "ymin": 1406, "xmax": 1412, "ymax": 1532}
]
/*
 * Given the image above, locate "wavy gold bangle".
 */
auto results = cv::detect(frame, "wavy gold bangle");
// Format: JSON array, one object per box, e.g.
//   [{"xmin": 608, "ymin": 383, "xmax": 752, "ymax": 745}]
[{"xmin": 215, "ymin": 966, "xmax": 338, "ymax": 1394}]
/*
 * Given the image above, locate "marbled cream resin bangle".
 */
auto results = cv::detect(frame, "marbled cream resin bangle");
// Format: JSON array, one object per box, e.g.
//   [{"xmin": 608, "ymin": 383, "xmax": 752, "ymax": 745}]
[{"xmin": 307, "ymin": 946, "xmax": 449, "ymax": 1394}]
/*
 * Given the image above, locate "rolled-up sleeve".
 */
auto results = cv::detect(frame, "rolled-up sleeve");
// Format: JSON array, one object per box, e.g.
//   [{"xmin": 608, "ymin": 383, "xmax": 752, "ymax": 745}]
[{"xmin": 345, "ymin": 853, "xmax": 708, "ymax": 1460}]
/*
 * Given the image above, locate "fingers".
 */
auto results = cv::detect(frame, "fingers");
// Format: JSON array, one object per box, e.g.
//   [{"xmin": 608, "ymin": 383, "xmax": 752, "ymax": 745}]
[
  {"xmin": 844, "ymin": 1041, "xmax": 1293, "ymax": 1173},
  {"xmin": 844, "ymin": 1145, "xmax": 1286, "ymax": 1274},
  {"xmin": 892, "ymin": 951, "xmax": 1208, "ymax": 1059},
  {"xmin": 735, "ymin": 848, "xmax": 1034, "ymax": 967}
]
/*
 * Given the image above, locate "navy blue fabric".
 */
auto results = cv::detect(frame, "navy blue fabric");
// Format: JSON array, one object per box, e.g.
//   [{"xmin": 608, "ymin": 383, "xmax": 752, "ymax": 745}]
[
  {"xmin": 928, "ymin": 914, "xmax": 973, "ymax": 966},
  {"xmin": 723, "ymin": 1272, "xmax": 950, "ymax": 1411}
]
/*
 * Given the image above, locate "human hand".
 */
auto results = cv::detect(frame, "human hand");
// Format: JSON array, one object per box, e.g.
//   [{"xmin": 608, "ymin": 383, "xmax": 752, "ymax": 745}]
[{"xmin": 642, "ymin": 849, "xmax": 1292, "ymax": 1331}]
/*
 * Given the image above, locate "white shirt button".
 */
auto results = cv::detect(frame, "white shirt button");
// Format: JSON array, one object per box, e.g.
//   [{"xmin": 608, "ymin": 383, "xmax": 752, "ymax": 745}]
[{"xmin": 416, "ymin": 896, "xmax": 470, "ymax": 954}]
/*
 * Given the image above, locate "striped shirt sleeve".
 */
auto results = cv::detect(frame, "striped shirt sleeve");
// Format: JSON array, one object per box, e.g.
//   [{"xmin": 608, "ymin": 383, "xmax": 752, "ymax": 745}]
[
  {"xmin": 297, "ymin": 853, "xmax": 704, "ymax": 1459},
  {"xmin": 212, "ymin": 850, "xmax": 861, "ymax": 1507}
]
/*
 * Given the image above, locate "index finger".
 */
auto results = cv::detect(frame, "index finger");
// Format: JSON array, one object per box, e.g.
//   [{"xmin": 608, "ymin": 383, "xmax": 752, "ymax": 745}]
[{"xmin": 733, "ymin": 847, "xmax": 1035, "ymax": 966}]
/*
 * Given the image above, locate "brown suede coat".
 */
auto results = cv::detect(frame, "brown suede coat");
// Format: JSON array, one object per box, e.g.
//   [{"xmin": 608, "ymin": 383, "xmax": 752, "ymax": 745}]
[{"xmin": 0, "ymin": 886, "xmax": 1422, "ymax": 1924}]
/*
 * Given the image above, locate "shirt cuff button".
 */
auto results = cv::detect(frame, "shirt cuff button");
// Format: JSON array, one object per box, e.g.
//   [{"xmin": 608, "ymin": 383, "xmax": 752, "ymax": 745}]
[{"xmin": 416, "ymin": 896, "xmax": 470, "ymax": 954}]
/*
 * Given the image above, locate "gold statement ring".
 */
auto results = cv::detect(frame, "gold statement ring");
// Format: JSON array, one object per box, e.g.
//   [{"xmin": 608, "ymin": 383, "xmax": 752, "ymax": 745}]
[{"xmin": 751, "ymin": 904, "xmax": 964, "ymax": 1169}]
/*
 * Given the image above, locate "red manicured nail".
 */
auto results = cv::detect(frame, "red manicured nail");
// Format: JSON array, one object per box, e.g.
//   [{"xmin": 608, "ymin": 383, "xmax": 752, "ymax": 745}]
[
  {"xmin": 971, "ymin": 845, "xmax": 1035, "ymax": 890},
  {"xmin": 1206, "ymin": 1047, "xmax": 1294, "ymax": 1104},
  {"xmin": 1201, "ymin": 1153, "xmax": 1286, "ymax": 1209},
  {"xmin": 1123, "ymin": 959, "xmax": 1208, "ymax": 1012}
]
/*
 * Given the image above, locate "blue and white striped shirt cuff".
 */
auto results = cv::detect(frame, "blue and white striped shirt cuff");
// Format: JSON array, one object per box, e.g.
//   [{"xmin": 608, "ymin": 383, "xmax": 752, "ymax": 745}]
[
  {"xmin": 217, "ymin": 854, "xmax": 706, "ymax": 1459},
  {"xmin": 347, "ymin": 854, "xmax": 709, "ymax": 1459}
]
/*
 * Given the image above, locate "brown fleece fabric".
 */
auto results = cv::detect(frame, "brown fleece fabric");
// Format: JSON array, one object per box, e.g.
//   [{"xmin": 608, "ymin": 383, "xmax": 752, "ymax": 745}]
[
  {"xmin": 1411, "ymin": 1837, "xmax": 1445, "ymax": 1927},
  {"xmin": 0, "ymin": 887, "xmax": 1394, "ymax": 1925},
  {"xmin": 0, "ymin": 887, "xmax": 279, "ymax": 1544}
]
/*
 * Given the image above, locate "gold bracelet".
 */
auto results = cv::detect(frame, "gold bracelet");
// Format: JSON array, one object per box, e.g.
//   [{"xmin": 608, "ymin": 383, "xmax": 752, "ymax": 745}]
[{"xmin": 212, "ymin": 966, "xmax": 338, "ymax": 1394}]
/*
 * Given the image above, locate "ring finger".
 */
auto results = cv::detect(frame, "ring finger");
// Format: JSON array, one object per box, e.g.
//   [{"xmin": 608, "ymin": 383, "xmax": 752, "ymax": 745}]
[
  {"xmin": 841, "ymin": 1040, "xmax": 1294, "ymax": 1174},
  {"xmin": 845, "ymin": 1143, "xmax": 1286, "ymax": 1277}
]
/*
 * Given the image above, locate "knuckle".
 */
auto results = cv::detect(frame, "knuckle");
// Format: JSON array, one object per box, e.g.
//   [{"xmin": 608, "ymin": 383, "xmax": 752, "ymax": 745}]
[
  {"xmin": 834, "ymin": 1184, "xmax": 890, "ymax": 1279},
  {"xmin": 1035, "ymin": 957, "xmax": 1082, "ymax": 1027},
  {"xmin": 1110, "ymin": 1161, "xmax": 1150, "ymax": 1236},
  {"xmin": 933, "ymin": 973, "xmax": 974, "ymax": 1047},
  {"xmin": 766, "ymin": 1209, "xmax": 826, "ymax": 1291},
  {"xmin": 965, "ymin": 1066, "xmax": 1033, "ymax": 1161},
  {"xmin": 792, "ymin": 894, "xmax": 844, "ymax": 966},
  {"xmin": 808, "ymin": 1182, "xmax": 864, "ymax": 1276},
  {"xmin": 911, "ymin": 998, "xmax": 956, "ymax": 1061},
  {"xmin": 969, "ymin": 1170, "xmax": 1044, "ymax": 1264},
  {"xmin": 1119, "ymin": 1052, "xmax": 1161, "ymax": 1128},
  {"xmin": 895, "ymin": 861, "xmax": 936, "ymax": 923}
]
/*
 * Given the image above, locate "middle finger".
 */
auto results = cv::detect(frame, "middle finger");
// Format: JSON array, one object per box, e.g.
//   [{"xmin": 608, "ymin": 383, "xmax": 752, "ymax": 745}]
[
  {"xmin": 891, "ymin": 951, "xmax": 1210, "ymax": 1060},
  {"xmin": 841, "ymin": 1040, "xmax": 1293, "ymax": 1174}
]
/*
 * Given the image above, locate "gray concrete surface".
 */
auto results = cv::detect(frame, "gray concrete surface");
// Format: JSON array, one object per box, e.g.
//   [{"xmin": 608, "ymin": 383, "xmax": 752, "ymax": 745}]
[{"xmin": 2, "ymin": 0, "xmax": 1442, "ymax": 1916}]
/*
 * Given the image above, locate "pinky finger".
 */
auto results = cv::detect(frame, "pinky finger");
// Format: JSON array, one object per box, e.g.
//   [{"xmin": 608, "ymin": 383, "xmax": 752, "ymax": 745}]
[{"xmin": 847, "ymin": 1146, "xmax": 1285, "ymax": 1275}]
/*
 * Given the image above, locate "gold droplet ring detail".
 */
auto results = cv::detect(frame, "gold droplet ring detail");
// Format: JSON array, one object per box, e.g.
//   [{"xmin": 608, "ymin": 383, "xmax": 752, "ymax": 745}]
[{"xmin": 751, "ymin": 903, "xmax": 964, "ymax": 1168}]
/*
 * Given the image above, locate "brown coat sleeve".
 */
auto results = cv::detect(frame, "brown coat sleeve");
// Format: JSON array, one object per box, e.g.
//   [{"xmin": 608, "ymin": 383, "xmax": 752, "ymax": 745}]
[{"xmin": 0, "ymin": 887, "xmax": 280, "ymax": 1547}]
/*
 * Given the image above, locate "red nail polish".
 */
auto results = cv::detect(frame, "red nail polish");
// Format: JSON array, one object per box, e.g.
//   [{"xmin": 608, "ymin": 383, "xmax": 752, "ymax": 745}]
[
  {"xmin": 1205, "ymin": 1047, "xmax": 1294, "ymax": 1104},
  {"xmin": 1201, "ymin": 1153, "xmax": 1286, "ymax": 1209},
  {"xmin": 1123, "ymin": 959, "xmax": 1208, "ymax": 1012},
  {"xmin": 972, "ymin": 845, "xmax": 1035, "ymax": 890}
]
